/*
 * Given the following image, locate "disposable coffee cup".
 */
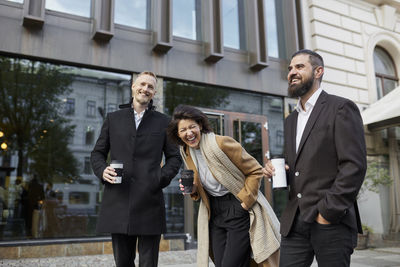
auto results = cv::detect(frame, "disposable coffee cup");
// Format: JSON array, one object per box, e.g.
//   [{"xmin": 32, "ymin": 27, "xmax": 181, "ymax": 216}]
[
  {"xmin": 181, "ymin": 170, "xmax": 194, "ymax": 194},
  {"xmin": 110, "ymin": 160, "xmax": 123, "ymax": 184},
  {"xmin": 270, "ymin": 157, "xmax": 287, "ymax": 190}
]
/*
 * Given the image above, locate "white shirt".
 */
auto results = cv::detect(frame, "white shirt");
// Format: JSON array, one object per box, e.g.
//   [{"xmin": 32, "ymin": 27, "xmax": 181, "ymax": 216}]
[
  {"xmin": 133, "ymin": 109, "xmax": 146, "ymax": 129},
  {"xmin": 193, "ymin": 149, "xmax": 229, "ymax": 197},
  {"xmin": 295, "ymin": 88, "xmax": 323, "ymax": 152}
]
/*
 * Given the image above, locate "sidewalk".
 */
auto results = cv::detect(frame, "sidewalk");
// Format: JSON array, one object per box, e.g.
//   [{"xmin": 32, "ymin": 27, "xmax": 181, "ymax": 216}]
[{"xmin": 0, "ymin": 247, "xmax": 399, "ymax": 266}]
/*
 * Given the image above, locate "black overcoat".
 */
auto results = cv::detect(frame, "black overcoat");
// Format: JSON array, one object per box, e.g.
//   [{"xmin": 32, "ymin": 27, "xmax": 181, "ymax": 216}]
[
  {"xmin": 91, "ymin": 107, "xmax": 181, "ymax": 235},
  {"xmin": 280, "ymin": 90, "xmax": 367, "ymax": 237}
]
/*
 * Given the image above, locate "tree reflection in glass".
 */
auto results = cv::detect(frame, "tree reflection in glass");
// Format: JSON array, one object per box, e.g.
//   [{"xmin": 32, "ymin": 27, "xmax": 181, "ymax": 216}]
[{"xmin": 0, "ymin": 56, "xmax": 131, "ymax": 240}]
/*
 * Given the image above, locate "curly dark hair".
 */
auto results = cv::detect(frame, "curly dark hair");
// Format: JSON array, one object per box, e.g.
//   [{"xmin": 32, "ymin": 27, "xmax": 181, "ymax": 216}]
[{"xmin": 167, "ymin": 105, "xmax": 213, "ymax": 146}]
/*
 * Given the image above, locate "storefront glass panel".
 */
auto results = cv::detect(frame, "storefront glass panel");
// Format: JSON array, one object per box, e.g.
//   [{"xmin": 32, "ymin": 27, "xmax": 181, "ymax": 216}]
[
  {"xmin": 0, "ymin": 55, "xmax": 131, "ymax": 241},
  {"xmin": 163, "ymin": 80, "xmax": 285, "ymax": 235}
]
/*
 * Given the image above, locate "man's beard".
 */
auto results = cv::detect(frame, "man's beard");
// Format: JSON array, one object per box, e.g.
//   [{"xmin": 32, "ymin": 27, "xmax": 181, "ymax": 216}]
[{"xmin": 288, "ymin": 73, "xmax": 314, "ymax": 97}]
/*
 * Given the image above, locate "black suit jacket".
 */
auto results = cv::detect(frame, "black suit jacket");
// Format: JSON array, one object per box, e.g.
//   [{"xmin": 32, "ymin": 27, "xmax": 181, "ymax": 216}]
[
  {"xmin": 91, "ymin": 107, "xmax": 181, "ymax": 235},
  {"xmin": 280, "ymin": 90, "xmax": 367, "ymax": 237}
]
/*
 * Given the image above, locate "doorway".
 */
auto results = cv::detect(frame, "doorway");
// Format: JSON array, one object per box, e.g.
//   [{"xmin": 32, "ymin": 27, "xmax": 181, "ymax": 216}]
[{"xmin": 200, "ymin": 108, "xmax": 271, "ymax": 201}]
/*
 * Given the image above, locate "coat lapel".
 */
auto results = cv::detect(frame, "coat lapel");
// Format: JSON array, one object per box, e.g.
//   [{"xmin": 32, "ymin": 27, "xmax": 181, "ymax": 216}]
[
  {"xmin": 295, "ymin": 91, "xmax": 327, "ymax": 164},
  {"xmin": 135, "ymin": 109, "xmax": 152, "ymax": 133},
  {"xmin": 128, "ymin": 108, "xmax": 137, "ymax": 136},
  {"xmin": 287, "ymin": 112, "xmax": 298, "ymax": 167}
]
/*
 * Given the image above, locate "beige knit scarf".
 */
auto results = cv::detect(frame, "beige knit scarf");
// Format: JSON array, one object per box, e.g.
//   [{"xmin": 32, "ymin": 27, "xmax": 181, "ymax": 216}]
[{"xmin": 180, "ymin": 133, "xmax": 280, "ymax": 266}]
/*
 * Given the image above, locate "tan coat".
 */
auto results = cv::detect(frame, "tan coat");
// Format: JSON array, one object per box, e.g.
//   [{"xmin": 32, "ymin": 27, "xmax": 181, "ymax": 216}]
[{"xmin": 182, "ymin": 134, "xmax": 280, "ymax": 267}]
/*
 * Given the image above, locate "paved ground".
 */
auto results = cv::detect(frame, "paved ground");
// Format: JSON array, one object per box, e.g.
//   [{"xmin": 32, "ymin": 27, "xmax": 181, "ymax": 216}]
[{"xmin": 0, "ymin": 247, "xmax": 399, "ymax": 266}]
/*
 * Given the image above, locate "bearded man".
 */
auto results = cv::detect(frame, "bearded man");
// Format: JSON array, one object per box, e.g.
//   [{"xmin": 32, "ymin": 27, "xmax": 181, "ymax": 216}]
[
  {"xmin": 263, "ymin": 50, "xmax": 366, "ymax": 267},
  {"xmin": 91, "ymin": 71, "xmax": 181, "ymax": 267}
]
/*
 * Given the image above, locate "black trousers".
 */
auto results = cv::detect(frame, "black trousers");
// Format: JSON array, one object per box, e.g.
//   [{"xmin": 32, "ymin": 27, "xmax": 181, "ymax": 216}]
[
  {"xmin": 209, "ymin": 193, "xmax": 251, "ymax": 267},
  {"xmin": 111, "ymin": 233, "xmax": 161, "ymax": 267},
  {"xmin": 280, "ymin": 213, "xmax": 356, "ymax": 267}
]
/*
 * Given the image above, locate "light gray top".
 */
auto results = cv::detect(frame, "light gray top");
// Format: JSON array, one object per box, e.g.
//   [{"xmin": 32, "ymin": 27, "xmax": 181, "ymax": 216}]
[{"xmin": 193, "ymin": 149, "xmax": 229, "ymax": 197}]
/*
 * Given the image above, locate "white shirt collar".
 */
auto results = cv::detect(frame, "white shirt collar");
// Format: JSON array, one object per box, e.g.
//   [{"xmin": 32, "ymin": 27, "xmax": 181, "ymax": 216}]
[
  {"xmin": 133, "ymin": 109, "xmax": 146, "ymax": 116},
  {"xmin": 295, "ymin": 88, "xmax": 322, "ymax": 113}
]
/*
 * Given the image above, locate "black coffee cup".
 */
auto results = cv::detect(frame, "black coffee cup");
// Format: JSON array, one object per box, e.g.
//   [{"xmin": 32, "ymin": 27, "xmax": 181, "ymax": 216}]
[
  {"xmin": 110, "ymin": 160, "xmax": 123, "ymax": 184},
  {"xmin": 181, "ymin": 170, "xmax": 194, "ymax": 194}
]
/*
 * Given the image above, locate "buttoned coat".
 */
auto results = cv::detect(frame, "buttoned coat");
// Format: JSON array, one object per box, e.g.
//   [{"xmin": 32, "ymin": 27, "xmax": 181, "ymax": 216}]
[
  {"xmin": 91, "ymin": 107, "xmax": 181, "ymax": 235},
  {"xmin": 280, "ymin": 90, "xmax": 367, "ymax": 237}
]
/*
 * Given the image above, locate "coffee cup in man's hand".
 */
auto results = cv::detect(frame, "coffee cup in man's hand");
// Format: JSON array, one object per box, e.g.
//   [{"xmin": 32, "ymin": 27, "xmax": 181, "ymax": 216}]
[
  {"xmin": 181, "ymin": 170, "xmax": 194, "ymax": 194},
  {"xmin": 110, "ymin": 160, "xmax": 123, "ymax": 184},
  {"xmin": 270, "ymin": 157, "xmax": 287, "ymax": 190}
]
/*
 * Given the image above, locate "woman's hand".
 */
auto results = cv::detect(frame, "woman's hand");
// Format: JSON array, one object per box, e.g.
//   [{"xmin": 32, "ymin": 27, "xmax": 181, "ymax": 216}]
[
  {"xmin": 179, "ymin": 179, "xmax": 197, "ymax": 195},
  {"xmin": 241, "ymin": 202, "xmax": 249, "ymax": 211}
]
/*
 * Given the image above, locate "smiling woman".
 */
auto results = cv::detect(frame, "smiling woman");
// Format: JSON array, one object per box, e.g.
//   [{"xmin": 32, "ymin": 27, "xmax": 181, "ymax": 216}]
[
  {"xmin": 166, "ymin": 105, "xmax": 280, "ymax": 267},
  {"xmin": 45, "ymin": 0, "xmax": 91, "ymax": 17}
]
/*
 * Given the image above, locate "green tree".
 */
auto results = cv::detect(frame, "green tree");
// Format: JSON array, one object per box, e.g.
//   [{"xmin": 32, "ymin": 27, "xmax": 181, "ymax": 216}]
[
  {"xmin": 0, "ymin": 56, "xmax": 79, "ymax": 182},
  {"xmin": 363, "ymin": 161, "xmax": 392, "ymax": 193}
]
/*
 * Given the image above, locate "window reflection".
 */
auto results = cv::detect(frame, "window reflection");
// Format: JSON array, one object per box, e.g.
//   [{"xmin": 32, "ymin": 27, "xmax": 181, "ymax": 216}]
[
  {"xmin": 115, "ymin": 0, "xmax": 148, "ymax": 29},
  {"xmin": 222, "ymin": 0, "xmax": 246, "ymax": 50},
  {"xmin": 0, "ymin": 55, "xmax": 131, "ymax": 240},
  {"xmin": 173, "ymin": 0, "xmax": 199, "ymax": 40},
  {"xmin": 64, "ymin": 98, "xmax": 75, "ymax": 116},
  {"xmin": 107, "ymin": 103, "xmax": 117, "ymax": 114},
  {"xmin": 373, "ymin": 46, "xmax": 398, "ymax": 99},
  {"xmin": 265, "ymin": 0, "xmax": 279, "ymax": 58},
  {"xmin": 45, "ymin": 0, "xmax": 91, "ymax": 18},
  {"xmin": 164, "ymin": 80, "xmax": 284, "ymax": 233},
  {"xmin": 87, "ymin": 101, "xmax": 96, "ymax": 117},
  {"xmin": 5, "ymin": 0, "xmax": 23, "ymax": 3}
]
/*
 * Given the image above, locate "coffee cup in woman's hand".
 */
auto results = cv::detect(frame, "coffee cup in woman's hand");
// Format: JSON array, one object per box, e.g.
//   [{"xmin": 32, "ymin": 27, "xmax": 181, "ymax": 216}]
[{"xmin": 180, "ymin": 170, "xmax": 194, "ymax": 194}]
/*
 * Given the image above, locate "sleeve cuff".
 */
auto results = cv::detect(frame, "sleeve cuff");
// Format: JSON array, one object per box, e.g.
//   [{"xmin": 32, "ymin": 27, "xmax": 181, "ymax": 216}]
[
  {"xmin": 317, "ymin": 200, "xmax": 346, "ymax": 224},
  {"xmin": 190, "ymin": 192, "xmax": 200, "ymax": 201},
  {"xmin": 237, "ymin": 188, "xmax": 256, "ymax": 209}
]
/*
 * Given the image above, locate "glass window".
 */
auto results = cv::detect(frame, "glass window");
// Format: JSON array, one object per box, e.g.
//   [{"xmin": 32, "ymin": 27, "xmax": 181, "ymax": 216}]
[
  {"xmin": 173, "ymin": 0, "xmax": 200, "ymax": 40},
  {"xmin": 107, "ymin": 103, "xmax": 117, "ymax": 114},
  {"xmin": 85, "ymin": 126, "xmax": 95, "ymax": 145},
  {"xmin": 0, "ymin": 55, "xmax": 131, "ymax": 241},
  {"xmin": 264, "ymin": 0, "xmax": 279, "ymax": 58},
  {"xmin": 69, "ymin": 192, "xmax": 89, "ymax": 204},
  {"xmin": 83, "ymin": 157, "xmax": 92, "ymax": 175},
  {"xmin": 164, "ymin": 79, "xmax": 285, "ymax": 234},
  {"xmin": 5, "ymin": 0, "xmax": 23, "ymax": 3},
  {"xmin": 114, "ymin": 0, "xmax": 149, "ymax": 29},
  {"xmin": 87, "ymin": 101, "xmax": 96, "ymax": 117},
  {"xmin": 222, "ymin": 0, "xmax": 246, "ymax": 50},
  {"xmin": 45, "ymin": 0, "xmax": 91, "ymax": 18},
  {"xmin": 374, "ymin": 46, "xmax": 398, "ymax": 99},
  {"xmin": 64, "ymin": 98, "xmax": 75, "ymax": 115}
]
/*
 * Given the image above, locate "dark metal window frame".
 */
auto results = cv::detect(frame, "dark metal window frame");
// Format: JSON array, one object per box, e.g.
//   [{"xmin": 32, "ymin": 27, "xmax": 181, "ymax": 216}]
[{"xmin": 374, "ymin": 46, "xmax": 399, "ymax": 98}]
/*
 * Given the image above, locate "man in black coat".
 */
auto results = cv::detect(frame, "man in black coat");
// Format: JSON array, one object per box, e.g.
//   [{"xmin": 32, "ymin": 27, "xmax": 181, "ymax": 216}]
[
  {"xmin": 91, "ymin": 71, "xmax": 181, "ymax": 267},
  {"xmin": 263, "ymin": 50, "xmax": 366, "ymax": 267}
]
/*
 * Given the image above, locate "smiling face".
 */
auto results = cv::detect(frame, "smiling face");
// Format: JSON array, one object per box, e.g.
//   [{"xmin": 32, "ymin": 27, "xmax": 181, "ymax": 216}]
[
  {"xmin": 132, "ymin": 74, "xmax": 156, "ymax": 107},
  {"xmin": 177, "ymin": 119, "xmax": 202, "ymax": 149},
  {"xmin": 287, "ymin": 54, "xmax": 315, "ymax": 98}
]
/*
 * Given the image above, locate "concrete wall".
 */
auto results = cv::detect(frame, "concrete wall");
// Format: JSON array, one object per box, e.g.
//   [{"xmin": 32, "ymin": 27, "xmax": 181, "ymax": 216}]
[{"xmin": 0, "ymin": 0, "xmax": 296, "ymax": 97}]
